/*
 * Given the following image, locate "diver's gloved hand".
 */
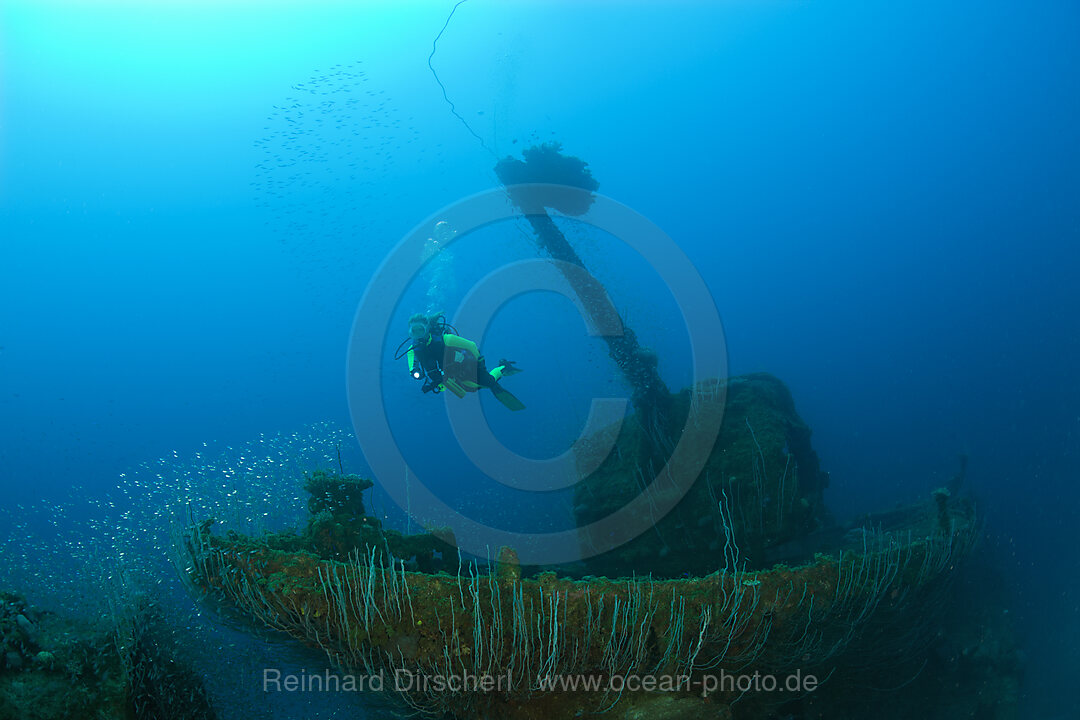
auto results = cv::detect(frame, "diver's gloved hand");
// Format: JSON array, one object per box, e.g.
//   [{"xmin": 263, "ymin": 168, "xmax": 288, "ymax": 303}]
[{"xmin": 421, "ymin": 370, "xmax": 444, "ymax": 394}]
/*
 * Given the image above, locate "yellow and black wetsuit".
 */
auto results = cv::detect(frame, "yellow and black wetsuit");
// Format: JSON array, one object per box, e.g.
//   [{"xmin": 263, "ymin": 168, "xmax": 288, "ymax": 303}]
[
  {"xmin": 407, "ymin": 333, "xmax": 495, "ymax": 393},
  {"xmin": 406, "ymin": 333, "xmax": 524, "ymax": 410}
]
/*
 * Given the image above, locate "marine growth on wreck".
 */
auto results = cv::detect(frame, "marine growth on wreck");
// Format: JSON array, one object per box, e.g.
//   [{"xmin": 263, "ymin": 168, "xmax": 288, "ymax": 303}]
[{"xmin": 181, "ymin": 377, "xmax": 979, "ymax": 720}]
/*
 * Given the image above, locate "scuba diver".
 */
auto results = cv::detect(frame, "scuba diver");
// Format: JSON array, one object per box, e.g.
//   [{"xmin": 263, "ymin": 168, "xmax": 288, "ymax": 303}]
[{"xmin": 395, "ymin": 313, "xmax": 525, "ymax": 411}]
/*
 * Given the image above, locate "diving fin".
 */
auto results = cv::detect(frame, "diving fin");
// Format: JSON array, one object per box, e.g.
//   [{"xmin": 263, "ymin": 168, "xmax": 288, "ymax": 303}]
[{"xmin": 490, "ymin": 383, "xmax": 526, "ymax": 411}]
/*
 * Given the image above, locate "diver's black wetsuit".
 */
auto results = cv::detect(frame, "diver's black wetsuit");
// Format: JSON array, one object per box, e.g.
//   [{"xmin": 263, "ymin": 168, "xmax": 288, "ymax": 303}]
[{"xmin": 413, "ymin": 333, "xmax": 498, "ymax": 392}]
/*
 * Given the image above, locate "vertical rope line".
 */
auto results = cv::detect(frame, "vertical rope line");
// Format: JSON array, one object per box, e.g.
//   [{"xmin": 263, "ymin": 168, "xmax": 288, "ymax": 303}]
[{"xmin": 428, "ymin": 0, "xmax": 497, "ymax": 158}]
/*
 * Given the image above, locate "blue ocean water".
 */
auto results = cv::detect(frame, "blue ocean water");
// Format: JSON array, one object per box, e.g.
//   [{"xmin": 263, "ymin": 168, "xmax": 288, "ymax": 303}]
[{"xmin": 1, "ymin": 1, "xmax": 1077, "ymax": 717}]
